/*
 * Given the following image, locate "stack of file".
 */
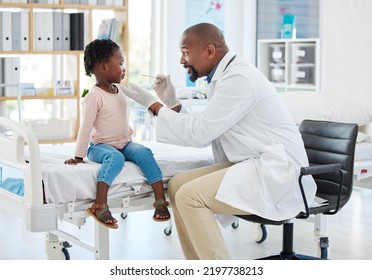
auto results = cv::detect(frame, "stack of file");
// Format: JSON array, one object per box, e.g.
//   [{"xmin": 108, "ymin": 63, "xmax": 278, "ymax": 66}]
[
  {"xmin": 34, "ymin": 11, "xmax": 85, "ymax": 51},
  {"xmin": 0, "ymin": 10, "xmax": 29, "ymax": 51}
]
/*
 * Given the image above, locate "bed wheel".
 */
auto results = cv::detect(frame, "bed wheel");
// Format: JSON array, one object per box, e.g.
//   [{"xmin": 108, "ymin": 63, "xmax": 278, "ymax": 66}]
[
  {"xmin": 254, "ymin": 224, "xmax": 267, "ymax": 243},
  {"xmin": 164, "ymin": 226, "xmax": 172, "ymax": 236},
  {"xmin": 231, "ymin": 219, "xmax": 239, "ymax": 229},
  {"xmin": 62, "ymin": 247, "xmax": 70, "ymax": 260},
  {"xmin": 46, "ymin": 240, "xmax": 72, "ymax": 260},
  {"xmin": 121, "ymin": 213, "xmax": 128, "ymax": 219},
  {"xmin": 318, "ymin": 237, "xmax": 329, "ymax": 259}
]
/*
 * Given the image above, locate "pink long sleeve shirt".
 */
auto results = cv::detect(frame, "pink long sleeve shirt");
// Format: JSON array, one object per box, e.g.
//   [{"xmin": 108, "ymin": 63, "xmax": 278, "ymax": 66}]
[{"xmin": 74, "ymin": 84, "xmax": 133, "ymax": 158}]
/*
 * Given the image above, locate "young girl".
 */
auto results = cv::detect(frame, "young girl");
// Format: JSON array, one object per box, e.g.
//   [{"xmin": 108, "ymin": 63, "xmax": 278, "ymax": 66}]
[{"xmin": 64, "ymin": 39, "xmax": 170, "ymax": 229}]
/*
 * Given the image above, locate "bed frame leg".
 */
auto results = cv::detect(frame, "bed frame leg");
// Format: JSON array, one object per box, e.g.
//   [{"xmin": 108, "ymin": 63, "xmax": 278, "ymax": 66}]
[
  {"xmin": 313, "ymin": 214, "xmax": 330, "ymax": 259},
  {"xmin": 94, "ymin": 222, "xmax": 110, "ymax": 260},
  {"xmin": 45, "ymin": 232, "xmax": 72, "ymax": 260}
]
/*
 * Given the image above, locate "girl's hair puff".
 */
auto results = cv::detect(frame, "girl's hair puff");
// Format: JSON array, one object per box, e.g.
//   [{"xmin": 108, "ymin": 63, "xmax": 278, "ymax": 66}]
[{"xmin": 84, "ymin": 39, "xmax": 120, "ymax": 77}]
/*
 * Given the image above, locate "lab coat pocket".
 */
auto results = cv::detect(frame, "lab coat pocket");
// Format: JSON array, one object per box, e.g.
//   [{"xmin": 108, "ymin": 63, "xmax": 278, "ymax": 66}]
[
  {"xmin": 258, "ymin": 144, "xmax": 296, "ymax": 195},
  {"xmin": 216, "ymin": 144, "xmax": 303, "ymax": 221}
]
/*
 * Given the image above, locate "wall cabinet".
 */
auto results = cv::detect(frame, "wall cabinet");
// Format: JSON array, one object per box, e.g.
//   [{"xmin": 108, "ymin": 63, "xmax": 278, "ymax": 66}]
[
  {"xmin": 257, "ymin": 38, "xmax": 320, "ymax": 92},
  {"xmin": 0, "ymin": 1, "xmax": 128, "ymax": 143}
]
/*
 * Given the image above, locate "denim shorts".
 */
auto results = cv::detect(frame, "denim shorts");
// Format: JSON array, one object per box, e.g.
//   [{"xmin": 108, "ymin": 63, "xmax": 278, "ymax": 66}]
[{"xmin": 87, "ymin": 141, "xmax": 163, "ymax": 187}]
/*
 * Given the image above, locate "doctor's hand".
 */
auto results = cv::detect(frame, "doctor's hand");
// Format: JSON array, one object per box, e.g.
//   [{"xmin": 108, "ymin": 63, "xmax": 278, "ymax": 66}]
[
  {"xmin": 120, "ymin": 83, "xmax": 158, "ymax": 109},
  {"xmin": 152, "ymin": 74, "xmax": 180, "ymax": 108}
]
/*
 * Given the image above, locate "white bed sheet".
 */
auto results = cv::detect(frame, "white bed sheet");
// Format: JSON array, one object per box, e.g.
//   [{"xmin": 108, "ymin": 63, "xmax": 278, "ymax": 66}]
[
  {"xmin": 354, "ymin": 142, "xmax": 372, "ymax": 161},
  {"xmin": 39, "ymin": 141, "xmax": 214, "ymax": 206}
]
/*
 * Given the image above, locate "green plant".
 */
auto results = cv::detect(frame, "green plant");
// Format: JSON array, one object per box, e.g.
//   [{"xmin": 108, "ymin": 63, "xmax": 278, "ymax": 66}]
[{"xmin": 82, "ymin": 89, "xmax": 89, "ymax": 97}]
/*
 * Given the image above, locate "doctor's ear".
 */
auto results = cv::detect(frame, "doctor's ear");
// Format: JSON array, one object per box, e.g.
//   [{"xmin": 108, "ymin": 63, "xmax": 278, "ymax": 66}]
[{"xmin": 206, "ymin": 44, "xmax": 216, "ymax": 57}]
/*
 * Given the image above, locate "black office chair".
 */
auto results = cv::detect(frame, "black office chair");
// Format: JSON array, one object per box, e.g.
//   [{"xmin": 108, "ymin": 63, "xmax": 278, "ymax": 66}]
[{"xmin": 236, "ymin": 119, "xmax": 358, "ymax": 260}]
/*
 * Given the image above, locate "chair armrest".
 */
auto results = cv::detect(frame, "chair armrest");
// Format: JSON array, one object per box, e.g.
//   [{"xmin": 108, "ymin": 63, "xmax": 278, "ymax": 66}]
[
  {"xmin": 300, "ymin": 163, "xmax": 341, "ymax": 176},
  {"xmin": 297, "ymin": 163, "xmax": 344, "ymax": 219}
]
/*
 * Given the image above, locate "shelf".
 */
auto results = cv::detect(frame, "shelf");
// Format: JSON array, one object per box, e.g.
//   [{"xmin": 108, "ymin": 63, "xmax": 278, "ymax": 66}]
[
  {"xmin": 257, "ymin": 38, "xmax": 320, "ymax": 92},
  {"xmin": 0, "ymin": 95, "xmax": 79, "ymax": 101},
  {"xmin": 0, "ymin": 3, "xmax": 127, "ymax": 10},
  {"xmin": 38, "ymin": 138, "xmax": 77, "ymax": 144},
  {"xmin": 0, "ymin": 2, "xmax": 128, "ymax": 143},
  {"xmin": 0, "ymin": 50, "xmax": 83, "ymax": 55}
]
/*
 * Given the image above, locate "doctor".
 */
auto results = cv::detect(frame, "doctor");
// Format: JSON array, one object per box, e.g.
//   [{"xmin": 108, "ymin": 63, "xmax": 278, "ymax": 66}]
[{"xmin": 121, "ymin": 22, "xmax": 316, "ymax": 260}]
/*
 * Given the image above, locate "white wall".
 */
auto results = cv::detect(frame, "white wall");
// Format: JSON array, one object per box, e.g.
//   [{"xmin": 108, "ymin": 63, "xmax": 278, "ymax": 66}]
[
  {"xmin": 151, "ymin": 0, "xmax": 256, "ymax": 87},
  {"xmin": 320, "ymin": 0, "xmax": 372, "ymax": 102}
]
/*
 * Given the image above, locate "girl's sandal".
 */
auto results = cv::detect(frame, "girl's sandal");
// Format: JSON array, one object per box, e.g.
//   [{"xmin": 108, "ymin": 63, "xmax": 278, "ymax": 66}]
[
  {"xmin": 87, "ymin": 203, "xmax": 119, "ymax": 229},
  {"xmin": 153, "ymin": 199, "xmax": 171, "ymax": 222}
]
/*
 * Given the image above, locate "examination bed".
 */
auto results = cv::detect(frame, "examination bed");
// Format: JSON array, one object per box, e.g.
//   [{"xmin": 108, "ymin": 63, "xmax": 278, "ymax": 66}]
[{"xmin": 0, "ymin": 116, "xmax": 214, "ymax": 259}]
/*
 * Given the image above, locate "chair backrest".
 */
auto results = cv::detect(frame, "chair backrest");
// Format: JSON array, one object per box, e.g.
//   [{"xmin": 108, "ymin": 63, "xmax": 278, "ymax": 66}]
[{"xmin": 299, "ymin": 120, "xmax": 358, "ymax": 209}]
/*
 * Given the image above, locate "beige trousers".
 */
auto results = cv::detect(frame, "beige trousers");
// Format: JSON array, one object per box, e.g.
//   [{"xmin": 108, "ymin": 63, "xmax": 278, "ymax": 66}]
[{"xmin": 168, "ymin": 161, "xmax": 252, "ymax": 260}]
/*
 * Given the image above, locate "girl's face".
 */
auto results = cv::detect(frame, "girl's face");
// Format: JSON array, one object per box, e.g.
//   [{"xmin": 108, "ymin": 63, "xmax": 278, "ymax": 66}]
[{"xmin": 106, "ymin": 48, "xmax": 126, "ymax": 83}]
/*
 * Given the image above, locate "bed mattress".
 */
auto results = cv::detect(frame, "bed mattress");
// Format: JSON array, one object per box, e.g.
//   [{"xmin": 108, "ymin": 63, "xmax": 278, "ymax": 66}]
[{"xmin": 38, "ymin": 141, "xmax": 214, "ymax": 206}]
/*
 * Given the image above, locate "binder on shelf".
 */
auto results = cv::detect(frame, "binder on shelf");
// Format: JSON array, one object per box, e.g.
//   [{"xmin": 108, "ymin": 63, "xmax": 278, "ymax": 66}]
[
  {"xmin": 34, "ymin": 12, "xmax": 45, "ymax": 51},
  {"xmin": 20, "ymin": 10, "xmax": 29, "ymax": 51},
  {"xmin": 114, "ymin": 0, "xmax": 123, "ymax": 6},
  {"xmin": 62, "ymin": 13, "xmax": 70, "ymax": 50},
  {"xmin": 53, "ymin": 12, "xmax": 63, "ymax": 51},
  {"xmin": 69, "ymin": 13, "xmax": 79, "ymax": 50},
  {"xmin": 79, "ymin": 12, "xmax": 84, "ymax": 49},
  {"xmin": 1, "ymin": 11, "xmax": 12, "ymax": 51},
  {"xmin": 0, "ymin": 58, "xmax": 4, "ymax": 96},
  {"xmin": 11, "ymin": 12, "xmax": 21, "ymax": 51},
  {"xmin": 0, "ymin": 14, "xmax": 2, "ymax": 51},
  {"xmin": 69, "ymin": 13, "xmax": 84, "ymax": 50},
  {"xmin": 44, "ymin": 12, "xmax": 54, "ymax": 51},
  {"xmin": 3, "ymin": 58, "xmax": 13, "ymax": 97},
  {"xmin": 11, "ymin": 57, "xmax": 20, "ymax": 98},
  {"xmin": 3, "ymin": 57, "xmax": 20, "ymax": 97}
]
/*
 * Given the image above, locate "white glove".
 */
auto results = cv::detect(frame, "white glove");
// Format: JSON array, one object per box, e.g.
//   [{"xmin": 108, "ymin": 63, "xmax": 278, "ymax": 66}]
[
  {"xmin": 152, "ymin": 74, "xmax": 180, "ymax": 108},
  {"xmin": 120, "ymin": 83, "xmax": 158, "ymax": 109}
]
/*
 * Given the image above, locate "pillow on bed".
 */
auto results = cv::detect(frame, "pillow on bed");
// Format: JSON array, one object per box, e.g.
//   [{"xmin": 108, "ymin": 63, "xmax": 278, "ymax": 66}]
[
  {"xmin": 357, "ymin": 131, "xmax": 371, "ymax": 143},
  {"xmin": 280, "ymin": 92, "xmax": 372, "ymax": 126}
]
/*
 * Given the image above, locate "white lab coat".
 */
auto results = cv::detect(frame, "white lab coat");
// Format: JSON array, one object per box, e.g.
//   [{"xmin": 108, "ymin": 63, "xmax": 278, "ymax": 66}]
[{"xmin": 156, "ymin": 52, "xmax": 317, "ymax": 221}]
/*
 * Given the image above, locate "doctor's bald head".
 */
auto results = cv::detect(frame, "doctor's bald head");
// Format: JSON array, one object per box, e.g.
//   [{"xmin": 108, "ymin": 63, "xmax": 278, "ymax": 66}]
[{"xmin": 181, "ymin": 23, "xmax": 229, "ymax": 54}]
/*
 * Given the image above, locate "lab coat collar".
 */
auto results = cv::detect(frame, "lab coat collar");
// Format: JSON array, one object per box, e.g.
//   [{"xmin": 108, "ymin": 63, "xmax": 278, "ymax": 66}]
[{"xmin": 210, "ymin": 52, "xmax": 236, "ymax": 83}]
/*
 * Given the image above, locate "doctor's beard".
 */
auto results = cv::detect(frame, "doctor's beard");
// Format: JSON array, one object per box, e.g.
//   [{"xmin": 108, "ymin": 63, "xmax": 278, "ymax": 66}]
[{"xmin": 184, "ymin": 65, "xmax": 199, "ymax": 82}]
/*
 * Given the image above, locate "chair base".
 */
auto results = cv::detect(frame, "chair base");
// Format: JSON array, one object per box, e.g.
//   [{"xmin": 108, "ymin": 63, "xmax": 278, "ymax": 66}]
[
  {"xmin": 255, "ymin": 223, "xmax": 324, "ymax": 260},
  {"xmin": 257, "ymin": 253, "xmax": 322, "ymax": 260}
]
